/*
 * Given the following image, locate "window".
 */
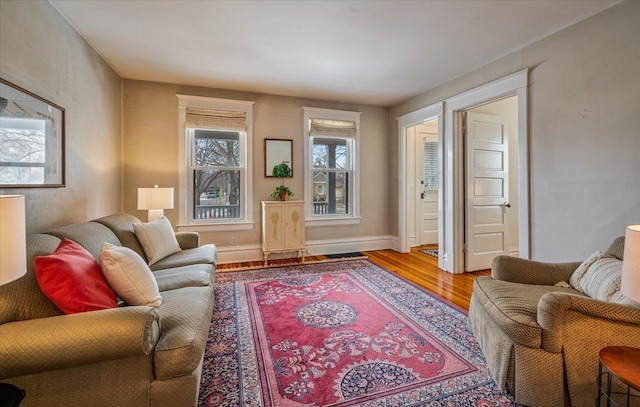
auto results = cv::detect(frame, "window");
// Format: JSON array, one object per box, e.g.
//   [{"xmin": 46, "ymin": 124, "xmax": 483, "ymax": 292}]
[
  {"xmin": 423, "ymin": 140, "xmax": 439, "ymax": 190},
  {"xmin": 0, "ymin": 118, "xmax": 46, "ymax": 184},
  {"xmin": 303, "ymin": 107, "xmax": 361, "ymax": 226},
  {"xmin": 177, "ymin": 96, "xmax": 254, "ymax": 231}
]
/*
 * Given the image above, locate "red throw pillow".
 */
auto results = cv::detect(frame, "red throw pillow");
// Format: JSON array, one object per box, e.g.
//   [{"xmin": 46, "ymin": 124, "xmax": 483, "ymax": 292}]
[{"xmin": 35, "ymin": 238, "xmax": 117, "ymax": 314}]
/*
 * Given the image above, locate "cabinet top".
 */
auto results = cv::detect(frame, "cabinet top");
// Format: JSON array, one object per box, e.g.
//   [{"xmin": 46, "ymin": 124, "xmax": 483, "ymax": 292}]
[{"xmin": 262, "ymin": 200, "xmax": 304, "ymax": 204}]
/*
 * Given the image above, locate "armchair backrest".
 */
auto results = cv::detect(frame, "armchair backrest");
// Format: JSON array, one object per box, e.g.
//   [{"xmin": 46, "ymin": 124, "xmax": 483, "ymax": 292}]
[{"xmin": 605, "ymin": 236, "xmax": 625, "ymax": 260}]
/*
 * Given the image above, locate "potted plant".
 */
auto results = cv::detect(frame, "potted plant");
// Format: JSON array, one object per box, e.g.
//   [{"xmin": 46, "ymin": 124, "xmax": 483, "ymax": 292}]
[{"xmin": 270, "ymin": 163, "xmax": 294, "ymax": 201}]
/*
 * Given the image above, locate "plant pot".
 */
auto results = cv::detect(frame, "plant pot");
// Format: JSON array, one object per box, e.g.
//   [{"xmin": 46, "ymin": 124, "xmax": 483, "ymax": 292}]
[{"xmin": 279, "ymin": 190, "xmax": 288, "ymax": 201}]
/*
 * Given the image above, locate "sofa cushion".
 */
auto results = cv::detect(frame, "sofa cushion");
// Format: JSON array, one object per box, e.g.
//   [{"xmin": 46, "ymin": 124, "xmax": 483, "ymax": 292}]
[
  {"xmin": 93, "ymin": 213, "xmax": 148, "ymax": 261},
  {"xmin": 35, "ymin": 239, "xmax": 118, "ymax": 314},
  {"xmin": 472, "ymin": 276, "xmax": 583, "ymax": 348},
  {"xmin": 100, "ymin": 242, "xmax": 162, "ymax": 307},
  {"xmin": 134, "ymin": 217, "xmax": 182, "ymax": 266},
  {"xmin": 46, "ymin": 222, "xmax": 121, "ymax": 260},
  {"xmin": 154, "ymin": 286, "xmax": 214, "ymax": 380},
  {"xmin": 150, "ymin": 244, "xmax": 217, "ymax": 271},
  {"xmin": 154, "ymin": 264, "xmax": 214, "ymax": 292}
]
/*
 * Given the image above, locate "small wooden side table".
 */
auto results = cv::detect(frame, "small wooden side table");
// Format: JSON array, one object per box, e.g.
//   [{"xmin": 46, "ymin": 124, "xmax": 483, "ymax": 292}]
[{"xmin": 597, "ymin": 346, "xmax": 640, "ymax": 407}]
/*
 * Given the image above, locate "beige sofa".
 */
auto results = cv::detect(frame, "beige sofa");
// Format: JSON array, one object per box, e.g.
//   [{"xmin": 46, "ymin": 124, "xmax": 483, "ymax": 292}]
[
  {"xmin": 469, "ymin": 236, "xmax": 640, "ymax": 406},
  {"xmin": 0, "ymin": 213, "xmax": 217, "ymax": 407}
]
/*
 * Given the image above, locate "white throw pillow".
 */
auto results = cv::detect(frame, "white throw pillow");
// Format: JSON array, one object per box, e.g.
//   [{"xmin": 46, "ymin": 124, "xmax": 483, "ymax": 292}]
[
  {"xmin": 133, "ymin": 216, "xmax": 181, "ymax": 266},
  {"xmin": 579, "ymin": 257, "xmax": 623, "ymax": 301},
  {"xmin": 569, "ymin": 251, "xmax": 608, "ymax": 293},
  {"xmin": 100, "ymin": 242, "xmax": 162, "ymax": 307}
]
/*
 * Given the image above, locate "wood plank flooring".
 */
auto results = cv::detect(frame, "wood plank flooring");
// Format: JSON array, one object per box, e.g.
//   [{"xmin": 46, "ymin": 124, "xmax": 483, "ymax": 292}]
[{"xmin": 217, "ymin": 246, "xmax": 489, "ymax": 311}]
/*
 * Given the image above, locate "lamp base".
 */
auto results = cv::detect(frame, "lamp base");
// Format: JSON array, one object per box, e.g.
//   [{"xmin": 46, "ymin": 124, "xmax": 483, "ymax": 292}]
[{"xmin": 147, "ymin": 209, "xmax": 165, "ymax": 222}]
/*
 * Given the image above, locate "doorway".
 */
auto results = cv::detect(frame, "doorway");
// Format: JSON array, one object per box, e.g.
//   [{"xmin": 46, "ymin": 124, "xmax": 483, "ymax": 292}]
[
  {"xmin": 464, "ymin": 96, "xmax": 519, "ymax": 271},
  {"xmin": 396, "ymin": 102, "xmax": 444, "ymax": 269},
  {"xmin": 444, "ymin": 69, "xmax": 530, "ymax": 274},
  {"xmin": 407, "ymin": 119, "xmax": 439, "ymax": 249},
  {"xmin": 397, "ymin": 70, "xmax": 529, "ymax": 274}
]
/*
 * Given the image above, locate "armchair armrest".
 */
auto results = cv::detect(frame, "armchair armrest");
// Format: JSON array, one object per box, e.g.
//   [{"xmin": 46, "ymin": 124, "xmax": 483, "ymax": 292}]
[
  {"xmin": 0, "ymin": 306, "xmax": 160, "ymax": 379},
  {"xmin": 491, "ymin": 256, "xmax": 581, "ymax": 285},
  {"xmin": 537, "ymin": 292, "xmax": 640, "ymax": 353},
  {"xmin": 175, "ymin": 232, "xmax": 199, "ymax": 250}
]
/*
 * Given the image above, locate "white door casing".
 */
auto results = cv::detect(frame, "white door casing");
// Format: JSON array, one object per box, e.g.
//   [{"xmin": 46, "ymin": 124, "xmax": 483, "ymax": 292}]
[{"xmin": 465, "ymin": 112, "xmax": 509, "ymax": 271}]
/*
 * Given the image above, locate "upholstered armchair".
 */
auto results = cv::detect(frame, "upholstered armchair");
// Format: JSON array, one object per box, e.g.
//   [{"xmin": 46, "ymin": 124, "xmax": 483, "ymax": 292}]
[{"xmin": 468, "ymin": 237, "xmax": 640, "ymax": 406}]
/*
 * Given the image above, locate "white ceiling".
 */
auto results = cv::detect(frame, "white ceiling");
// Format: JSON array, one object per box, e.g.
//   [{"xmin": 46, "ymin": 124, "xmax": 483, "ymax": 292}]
[{"xmin": 51, "ymin": 0, "xmax": 620, "ymax": 106}]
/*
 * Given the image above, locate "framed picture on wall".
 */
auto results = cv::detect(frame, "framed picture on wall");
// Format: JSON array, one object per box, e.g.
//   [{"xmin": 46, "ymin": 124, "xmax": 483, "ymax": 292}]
[
  {"xmin": 0, "ymin": 78, "xmax": 65, "ymax": 187},
  {"xmin": 264, "ymin": 138, "xmax": 292, "ymax": 177}
]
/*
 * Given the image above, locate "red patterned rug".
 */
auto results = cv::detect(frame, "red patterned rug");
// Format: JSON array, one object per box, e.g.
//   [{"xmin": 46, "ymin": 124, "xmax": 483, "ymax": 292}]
[{"xmin": 199, "ymin": 259, "xmax": 515, "ymax": 406}]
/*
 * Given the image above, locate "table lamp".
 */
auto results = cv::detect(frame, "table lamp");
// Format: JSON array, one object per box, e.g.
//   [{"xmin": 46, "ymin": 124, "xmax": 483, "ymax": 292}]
[
  {"xmin": 621, "ymin": 225, "xmax": 640, "ymax": 303},
  {"xmin": 0, "ymin": 195, "xmax": 27, "ymax": 286},
  {"xmin": 137, "ymin": 185, "xmax": 174, "ymax": 222}
]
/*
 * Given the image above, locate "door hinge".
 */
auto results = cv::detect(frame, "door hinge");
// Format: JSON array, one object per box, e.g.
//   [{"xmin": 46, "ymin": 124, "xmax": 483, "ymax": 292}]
[{"xmin": 463, "ymin": 243, "xmax": 467, "ymax": 253}]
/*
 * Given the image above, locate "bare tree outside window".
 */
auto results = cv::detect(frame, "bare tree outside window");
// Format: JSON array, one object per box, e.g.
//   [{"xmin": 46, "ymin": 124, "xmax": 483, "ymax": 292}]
[
  {"xmin": 0, "ymin": 119, "xmax": 46, "ymax": 184},
  {"xmin": 312, "ymin": 137, "xmax": 349, "ymax": 214},
  {"xmin": 191, "ymin": 130, "xmax": 242, "ymax": 219}
]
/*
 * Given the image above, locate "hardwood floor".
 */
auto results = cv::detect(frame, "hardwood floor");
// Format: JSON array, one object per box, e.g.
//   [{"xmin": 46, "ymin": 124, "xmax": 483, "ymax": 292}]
[{"xmin": 217, "ymin": 246, "xmax": 489, "ymax": 311}]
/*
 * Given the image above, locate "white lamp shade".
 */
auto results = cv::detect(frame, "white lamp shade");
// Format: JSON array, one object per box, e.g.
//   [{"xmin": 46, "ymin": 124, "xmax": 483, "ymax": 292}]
[
  {"xmin": 0, "ymin": 195, "xmax": 27, "ymax": 285},
  {"xmin": 137, "ymin": 186, "xmax": 174, "ymax": 210},
  {"xmin": 621, "ymin": 225, "xmax": 640, "ymax": 302}
]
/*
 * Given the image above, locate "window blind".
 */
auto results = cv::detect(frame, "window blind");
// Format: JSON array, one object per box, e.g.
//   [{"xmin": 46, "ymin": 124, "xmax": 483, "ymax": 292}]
[
  {"xmin": 185, "ymin": 107, "xmax": 246, "ymax": 131},
  {"xmin": 309, "ymin": 118, "xmax": 357, "ymax": 137},
  {"xmin": 424, "ymin": 141, "xmax": 439, "ymax": 190}
]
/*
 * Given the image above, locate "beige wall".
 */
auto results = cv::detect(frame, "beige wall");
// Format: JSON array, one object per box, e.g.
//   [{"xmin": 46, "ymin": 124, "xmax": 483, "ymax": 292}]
[
  {"xmin": 123, "ymin": 80, "xmax": 389, "ymax": 248},
  {"xmin": 0, "ymin": 0, "xmax": 122, "ymax": 234},
  {"xmin": 390, "ymin": 0, "xmax": 640, "ymax": 261}
]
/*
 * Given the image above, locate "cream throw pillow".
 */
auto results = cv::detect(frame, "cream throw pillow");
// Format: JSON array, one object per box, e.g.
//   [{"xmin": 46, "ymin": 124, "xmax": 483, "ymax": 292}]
[
  {"xmin": 579, "ymin": 257, "xmax": 623, "ymax": 301},
  {"xmin": 100, "ymin": 242, "xmax": 162, "ymax": 307},
  {"xmin": 133, "ymin": 216, "xmax": 181, "ymax": 266},
  {"xmin": 569, "ymin": 251, "xmax": 608, "ymax": 293}
]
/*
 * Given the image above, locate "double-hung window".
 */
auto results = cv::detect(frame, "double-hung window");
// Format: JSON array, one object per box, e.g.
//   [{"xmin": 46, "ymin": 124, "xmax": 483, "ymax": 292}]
[
  {"xmin": 303, "ymin": 107, "xmax": 361, "ymax": 226},
  {"xmin": 177, "ymin": 96, "xmax": 254, "ymax": 231}
]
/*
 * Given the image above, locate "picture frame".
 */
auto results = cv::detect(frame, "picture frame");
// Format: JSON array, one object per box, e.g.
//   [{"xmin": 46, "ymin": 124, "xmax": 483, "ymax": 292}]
[
  {"xmin": 0, "ymin": 78, "xmax": 65, "ymax": 188},
  {"xmin": 264, "ymin": 138, "xmax": 292, "ymax": 177}
]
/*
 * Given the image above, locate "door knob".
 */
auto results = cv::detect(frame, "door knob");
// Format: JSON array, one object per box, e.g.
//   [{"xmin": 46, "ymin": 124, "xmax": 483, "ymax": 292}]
[{"xmin": 504, "ymin": 202, "xmax": 511, "ymax": 208}]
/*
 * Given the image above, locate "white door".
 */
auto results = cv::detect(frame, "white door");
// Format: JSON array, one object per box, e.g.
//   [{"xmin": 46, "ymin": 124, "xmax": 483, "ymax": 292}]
[
  {"xmin": 465, "ymin": 112, "xmax": 509, "ymax": 271},
  {"xmin": 420, "ymin": 133, "xmax": 438, "ymax": 245}
]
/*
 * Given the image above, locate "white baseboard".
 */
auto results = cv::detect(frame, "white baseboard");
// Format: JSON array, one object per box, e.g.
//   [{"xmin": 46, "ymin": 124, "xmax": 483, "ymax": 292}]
[
  {"xmin": 215, "ymin": 235, "xmax": 397, "ymax": 264},
  {"xmin": 216, "ymin": 244, "xmax": 263, "ymax": 264},
  {"xmin": 305, "ymin": 235, "xmax": 396, "ymax": 256},
  {"xmin": 509, "ymin": 246, "xmax": 520, "ymax": 258}
]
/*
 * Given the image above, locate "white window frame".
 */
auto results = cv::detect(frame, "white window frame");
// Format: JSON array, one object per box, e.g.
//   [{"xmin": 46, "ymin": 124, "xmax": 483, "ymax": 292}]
[
  {"xmin": 176, "ymin": 95, "xmax": 254, "ymax": 232},
  {"xmin": 303, "ymin": 107, "xmax": 361, "ymax": 227}
]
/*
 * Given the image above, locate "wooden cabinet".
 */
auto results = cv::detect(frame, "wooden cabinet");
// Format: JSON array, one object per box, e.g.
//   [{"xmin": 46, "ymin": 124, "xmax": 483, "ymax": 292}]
[{"xmin": 261, "ymin": 200, "xmax": 305, "ymax": 265}]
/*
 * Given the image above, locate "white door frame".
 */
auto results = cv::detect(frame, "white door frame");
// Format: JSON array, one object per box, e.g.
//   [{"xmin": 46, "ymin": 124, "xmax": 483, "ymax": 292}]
[
  {"xmin": 445, "ymin": 69, "xmax": 530, "ymax": 273},
  {"xmin": 397, "ymin": 102, "xmax": 444, "ymax": 269}
]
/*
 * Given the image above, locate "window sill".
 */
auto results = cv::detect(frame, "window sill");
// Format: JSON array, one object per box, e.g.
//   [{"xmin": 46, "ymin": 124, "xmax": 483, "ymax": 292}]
[
  {"xmin": 305, "ymin": 217, "xmax": 361, "ymax": 227},
  {"xmin": 177, "ymin": 221, "xmax": 255, "ymax": 232}
]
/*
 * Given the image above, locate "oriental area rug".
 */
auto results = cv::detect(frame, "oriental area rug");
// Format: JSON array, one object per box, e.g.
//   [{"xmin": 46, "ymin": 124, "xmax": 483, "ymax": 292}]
[{"xmin": 198, "ymin": 259, "xmax": 515, "ymax": 406}]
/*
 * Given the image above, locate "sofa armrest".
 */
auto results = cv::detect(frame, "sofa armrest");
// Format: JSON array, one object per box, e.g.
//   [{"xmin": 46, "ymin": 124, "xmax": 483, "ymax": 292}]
[
  {"xmin": 491, "ymin": 256, "xmax": 581, "ymax": 285},
  {"xmin": 175, "ymin": 232, "xmax": 199, "ymax": 250},
  {"xmin": 537, "ymin": 292, "xmax": 640, "ymax": 353},
  {"xmin": 0, "ymin": 306, "xmax": 160, "ymax": 379}
]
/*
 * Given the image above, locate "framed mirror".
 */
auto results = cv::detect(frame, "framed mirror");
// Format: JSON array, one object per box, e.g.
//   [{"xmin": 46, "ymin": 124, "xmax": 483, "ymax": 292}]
[
  {"xmin": 265, "ymin": 138, "xmax": 292, "ymax": 177},
  {"xmin": 0, "ymin": 78, "xmax": 65, "ymax": 187}
]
